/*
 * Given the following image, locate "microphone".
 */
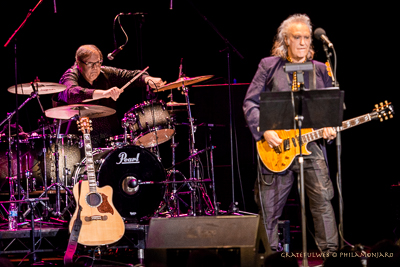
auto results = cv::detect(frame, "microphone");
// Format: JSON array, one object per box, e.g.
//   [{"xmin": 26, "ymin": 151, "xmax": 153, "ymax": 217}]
[
  {"xmin": 107, "ymin": 45, "xmax": 125, "ymax": 60},
  {"xmin": 314, "ymin": 28, "xmax": 333, "ymax": 48}
]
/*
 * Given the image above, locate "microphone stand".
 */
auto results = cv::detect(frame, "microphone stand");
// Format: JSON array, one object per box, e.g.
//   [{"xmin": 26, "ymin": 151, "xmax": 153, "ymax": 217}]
[
  {"xmin": 323, "ymin": 43, "xmax": 344, "ymax": 248},
  {"xmin": 186, "ymin": 0, "xmax": 246, "ymax": 215},
  {"xmin": 4, "ymin": 0, "xmax": 44, "ymax": 224}
]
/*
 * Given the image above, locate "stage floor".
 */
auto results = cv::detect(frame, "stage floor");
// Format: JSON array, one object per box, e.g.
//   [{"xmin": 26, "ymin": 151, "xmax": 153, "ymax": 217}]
[{"xmin": 0, "ymin": 216, "xmax": 324, "ymax": 267}]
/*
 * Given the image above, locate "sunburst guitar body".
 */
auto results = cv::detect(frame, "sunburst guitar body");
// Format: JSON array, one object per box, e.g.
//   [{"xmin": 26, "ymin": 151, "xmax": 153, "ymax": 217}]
[{"xmin": 69, "ymin": 117, "xmax": 125, "ymax": 246}]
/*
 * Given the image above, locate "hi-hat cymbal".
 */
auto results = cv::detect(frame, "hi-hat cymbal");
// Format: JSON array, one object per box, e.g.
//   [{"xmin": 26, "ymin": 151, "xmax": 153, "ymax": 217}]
[
  {"xmin": 45, "ymin": 104, "xmax": 116, "ymax": 120},
  {"xmin": 155, "ymin": 75, "xmax": 213, "ymax": 92},
  {"xmin": 7, "ymin": 82, "xmax": 67, "ymax": 95},
  {"xmin": 166, "ymin": 101, "xmax": 195, "ymax": 107}
]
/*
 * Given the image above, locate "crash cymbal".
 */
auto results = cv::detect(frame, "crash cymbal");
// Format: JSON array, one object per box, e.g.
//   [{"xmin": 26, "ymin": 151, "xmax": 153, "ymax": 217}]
[
  {"xmin": 166, "ymin": 101, "xmax": 195, "ymax": 107},
  {"xmin": 45, "ymin": 104, "xmax": 116, "ymax": 120},
  {"xmin": 7, "ymin": 82, "xmax": 67, "ymax": 95},
  {"xmin": 155, "ymin": 75, "xmax": 213, "ymax": 92}
]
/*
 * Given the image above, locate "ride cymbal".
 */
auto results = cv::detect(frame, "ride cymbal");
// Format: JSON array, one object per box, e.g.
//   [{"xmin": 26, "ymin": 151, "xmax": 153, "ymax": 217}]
[
  {"xmin": 154, "ymin": 75, "xmax": 213, "ymax": 92},
  {"xmin": 7, "ymin": 82, "xmax": 67, "ymax": 95},
  {"xmin": 45, "ymin": 104, "xmax": 116, "ymax": 120}
]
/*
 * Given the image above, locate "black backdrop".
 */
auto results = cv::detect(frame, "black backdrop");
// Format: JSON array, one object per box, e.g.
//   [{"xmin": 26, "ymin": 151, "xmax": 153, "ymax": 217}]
[{"xmin": 1, "ymin": 0, "xmax": 398, "ymax": 248}]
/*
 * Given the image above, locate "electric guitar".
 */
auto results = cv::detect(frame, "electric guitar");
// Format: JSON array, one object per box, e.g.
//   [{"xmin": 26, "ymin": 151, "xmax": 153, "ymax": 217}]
[
  {"xmin": 257, "ymin": 101, "xmax": 394, "ymax": 173},
  {"xmin": 69, "ymin": 117, "xmax": 125, "ymax": 246}
]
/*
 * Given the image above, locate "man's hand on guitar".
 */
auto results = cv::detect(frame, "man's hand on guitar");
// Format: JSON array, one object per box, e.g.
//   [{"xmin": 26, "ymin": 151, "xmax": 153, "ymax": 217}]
[
  {"xmin": 263, "ymin": 130, "xmax": 283, "ymax": 148},
  {"xmin": 322, "ymin": 127, "xmax": 336, "ymax": 141}
]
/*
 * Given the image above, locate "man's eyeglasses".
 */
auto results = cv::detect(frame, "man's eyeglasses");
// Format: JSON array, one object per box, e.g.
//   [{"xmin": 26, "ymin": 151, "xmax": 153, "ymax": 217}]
[{"xmin": 81, "ymin": 60, "xmax": 103, "ymax": 68}]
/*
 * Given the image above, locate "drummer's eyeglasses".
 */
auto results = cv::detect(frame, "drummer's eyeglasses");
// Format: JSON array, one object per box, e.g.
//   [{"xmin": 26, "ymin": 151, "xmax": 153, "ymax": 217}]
[{"xmin": 81, "ymin": 60, "xmax": 103, "ymax": 69}]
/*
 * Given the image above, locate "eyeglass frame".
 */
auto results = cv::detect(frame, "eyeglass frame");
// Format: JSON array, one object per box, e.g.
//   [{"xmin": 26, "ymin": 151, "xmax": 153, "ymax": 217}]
[{"xmin": 80, "ymin": 59, "xmax": 103, "ymax": 69}]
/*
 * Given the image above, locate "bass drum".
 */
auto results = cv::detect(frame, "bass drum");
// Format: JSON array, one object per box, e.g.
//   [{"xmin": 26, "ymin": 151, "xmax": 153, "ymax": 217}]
[{"xmin": 73, "ymin": 145, "xmax": 165, "ymax": 222}]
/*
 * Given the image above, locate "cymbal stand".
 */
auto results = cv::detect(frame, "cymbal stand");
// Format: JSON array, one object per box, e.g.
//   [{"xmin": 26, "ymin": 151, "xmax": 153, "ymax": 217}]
[
  {"xmin": 0, "ymin": 88, "xmax": 43, "ymax": 221},
  {"xmin": 39, "ymin": 116, "xmax": 49, "ymax": 219},
  {"xmin": 49, "ymin": 119, "xmax": 74, "ymax": 219},
  {"xmin": 182, "ymin": 85, "xmax": 214, "ymax": 216},
  {"xmin": 27, "ymin": 119, "xmax": 74, "ymax": 221},
  {"xmin": 206, "ymin": 124, "xmax": 218, "ymax": 215}
]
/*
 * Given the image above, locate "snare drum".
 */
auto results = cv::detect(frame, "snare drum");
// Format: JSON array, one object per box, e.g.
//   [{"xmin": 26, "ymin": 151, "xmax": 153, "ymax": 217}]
[
  {"xmin": 73, "ymin": 145, "xmax": 165, "ymax": 221},
  {"xmin": 123, "ymin": 100, "xmax": 174, "ymax": 148}
]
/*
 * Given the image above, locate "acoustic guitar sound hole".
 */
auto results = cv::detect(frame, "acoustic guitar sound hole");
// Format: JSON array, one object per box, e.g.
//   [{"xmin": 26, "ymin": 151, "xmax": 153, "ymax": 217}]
[{"xmin": 86, "ymin": 192, "xmax": 102, "ymax": 207}]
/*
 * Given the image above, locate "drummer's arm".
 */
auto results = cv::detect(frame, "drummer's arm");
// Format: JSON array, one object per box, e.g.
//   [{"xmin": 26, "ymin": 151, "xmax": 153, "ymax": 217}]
[
  {"xmin": 59, "ymin": 69, "xmax": 95, "ymax": 104},
  {"xmin": 92, "ymin": 87, "xmax": 123, "ymax": 101}
]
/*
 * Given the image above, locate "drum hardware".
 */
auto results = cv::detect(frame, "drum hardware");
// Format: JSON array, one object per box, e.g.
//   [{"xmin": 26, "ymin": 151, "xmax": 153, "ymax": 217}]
[
  {"xmin": 43, "ymin": 104, "xmax": 116, "ymax": 220},
  {"xmin": 123, "ymin": 99, "xmax": 175, "ymax": 148},
  {"xmin": 72, "ymin": 145, "xmax": 165, "ymax": 222},
  {"xmin": 154, "ymin": 75, "xmax": 214, "ymax": 92},
  {"xmin": 1, "ymin": 80, "xmax": 54, "ymax": 225},
  {"xmin": 156, "ymin": 77, "xmax": 217, "ymax": 217},
  {"xmin": 0, "ymin": 197, "xmax": 50, "ymax": 264}
]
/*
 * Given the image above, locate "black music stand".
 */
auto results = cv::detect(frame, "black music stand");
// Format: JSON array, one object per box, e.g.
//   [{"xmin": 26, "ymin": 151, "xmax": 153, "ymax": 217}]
[{"xmin": 259, "ymin": 89, "xmax": 344, "ymax": 267}]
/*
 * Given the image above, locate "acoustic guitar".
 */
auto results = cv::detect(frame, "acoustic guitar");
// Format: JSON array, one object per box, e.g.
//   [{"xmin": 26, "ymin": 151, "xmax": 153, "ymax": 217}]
[
  {"xmin": 69, "ymin": 117, "xmax": 125, "ymax": 246},
  {"xmin": 257, "ymin": 101, "xmax": 394, "ymax": 173}
]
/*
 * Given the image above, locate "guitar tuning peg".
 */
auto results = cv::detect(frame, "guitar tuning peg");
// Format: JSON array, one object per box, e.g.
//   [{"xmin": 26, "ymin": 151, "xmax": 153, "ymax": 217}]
[
  {"xmin": 90, "ymin": 127, "xmax": 93, "ymax": 131},
  {"xmin": 375, "ymin": 104, "xmax": 379, "ymax": 109},
  {"xmin": 380, "ymin": 102, "xmax": 384, "ymax": 107}
]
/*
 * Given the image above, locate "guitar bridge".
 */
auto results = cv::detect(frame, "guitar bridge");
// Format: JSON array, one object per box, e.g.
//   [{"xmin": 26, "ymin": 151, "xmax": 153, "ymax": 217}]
[
  {"xmin": 85, "ymin": 215, "xmax": 108, "ymax": 222},
  {"xmin": 273, "ymin": 146, "xmax": 282, "ymax": 154}
]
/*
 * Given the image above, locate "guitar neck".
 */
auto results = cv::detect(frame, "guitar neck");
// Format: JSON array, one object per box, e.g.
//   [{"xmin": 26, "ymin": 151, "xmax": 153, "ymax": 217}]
[
  {"xmin": 301, "ymin": 112, "xmax": 374, "ymax": 143},
  {"xmin": 83, "ymin": 133, "xmax": 97, "ymax": 192}
]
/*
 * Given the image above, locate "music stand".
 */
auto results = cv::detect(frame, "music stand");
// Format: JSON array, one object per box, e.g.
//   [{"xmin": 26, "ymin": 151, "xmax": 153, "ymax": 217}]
[{"xmin": 259, "ymin": 89, "xmax": 344, "ymax": 267}]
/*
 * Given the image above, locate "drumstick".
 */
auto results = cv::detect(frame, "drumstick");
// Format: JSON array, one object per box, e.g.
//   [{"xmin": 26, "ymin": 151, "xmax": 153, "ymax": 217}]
[
  {"xmin": 120, "ymin": 66, "xmax": 149, "ymax": 91},
  {"xmin": 83, "ymin": 66, "xmax": 149, "ymax": 103}
]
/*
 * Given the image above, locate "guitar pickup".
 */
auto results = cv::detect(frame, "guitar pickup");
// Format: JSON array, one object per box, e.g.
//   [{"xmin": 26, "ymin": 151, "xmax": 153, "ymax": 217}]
[
  {"xmin": 292, "ymin": 137, "xmax": 297, "ymax": 147},
  {"xmin": 283, "ymin": 139, "xmax": 290, "ymax": 151}
]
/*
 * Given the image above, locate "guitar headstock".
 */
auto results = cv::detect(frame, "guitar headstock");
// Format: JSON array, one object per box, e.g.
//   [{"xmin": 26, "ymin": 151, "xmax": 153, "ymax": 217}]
[
  {"xmin": 77, "ymin": 116, "xmax": 93, "ymax": 134},
  {"xmin": 373, "ymin": 100, "xmax": 394, "ymax": 122}
]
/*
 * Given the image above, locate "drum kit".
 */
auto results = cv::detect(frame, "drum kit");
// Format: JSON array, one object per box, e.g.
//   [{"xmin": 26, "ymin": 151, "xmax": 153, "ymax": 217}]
[{"xmin": 0, "ymin": 74, "xmax": 218, "ymax": 226}]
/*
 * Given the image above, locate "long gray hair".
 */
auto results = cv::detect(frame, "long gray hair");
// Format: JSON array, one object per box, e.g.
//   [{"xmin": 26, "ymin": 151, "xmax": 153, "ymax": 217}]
[{"xmin": 271, "ymin": 14, "xmax": 314, "ymax": 60}]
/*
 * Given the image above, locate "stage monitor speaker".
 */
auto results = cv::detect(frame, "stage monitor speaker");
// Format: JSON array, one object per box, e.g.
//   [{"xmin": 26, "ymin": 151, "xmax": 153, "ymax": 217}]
[{"xmin": 146, "ymin": 215, "xmax": 260, "ymax": 267}]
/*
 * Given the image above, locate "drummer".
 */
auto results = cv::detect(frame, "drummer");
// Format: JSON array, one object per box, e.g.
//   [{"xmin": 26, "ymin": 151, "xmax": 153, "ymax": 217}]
[{"xmin": 56, "ymin": 44, "xmax": 166, "ymax": 147}]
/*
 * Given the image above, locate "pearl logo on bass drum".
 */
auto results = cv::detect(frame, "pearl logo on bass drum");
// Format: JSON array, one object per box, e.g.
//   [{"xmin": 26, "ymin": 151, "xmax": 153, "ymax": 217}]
[{"xmin": 116, "ymin": 152, "xmax": 140, "ymax": 165}]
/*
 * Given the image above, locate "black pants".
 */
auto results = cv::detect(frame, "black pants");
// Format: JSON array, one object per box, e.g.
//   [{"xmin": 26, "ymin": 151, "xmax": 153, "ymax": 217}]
[{"xmin": 255, "ymin": 146, "xmax": 338, "ymax": 253}]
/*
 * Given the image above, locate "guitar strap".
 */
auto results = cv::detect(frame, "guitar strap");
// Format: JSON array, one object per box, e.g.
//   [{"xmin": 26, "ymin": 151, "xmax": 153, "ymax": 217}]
[{"xmin": 64, "ymin": 180, "xmax": 83, "ymax": 265}]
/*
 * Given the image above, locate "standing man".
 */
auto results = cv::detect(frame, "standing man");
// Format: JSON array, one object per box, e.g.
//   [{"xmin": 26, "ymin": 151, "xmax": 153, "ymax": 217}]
[
  {"xmin": 243, "ymin": 14, "xmax": 338, "ymax": 254},
  {"xmin": 57, "ymin": 44, "xmax": 166, "ymax": 147}
]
